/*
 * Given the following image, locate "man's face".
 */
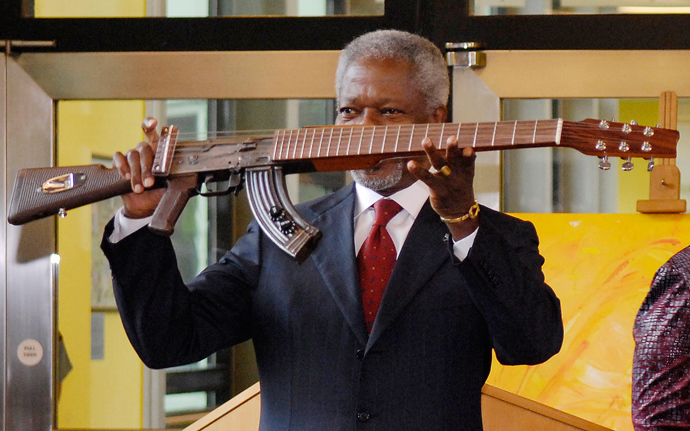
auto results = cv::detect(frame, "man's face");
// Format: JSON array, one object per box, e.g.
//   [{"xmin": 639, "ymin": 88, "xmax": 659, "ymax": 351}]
[{"xmin": 336, "ymin": 57, "xmax": 446, "ymax": 195}]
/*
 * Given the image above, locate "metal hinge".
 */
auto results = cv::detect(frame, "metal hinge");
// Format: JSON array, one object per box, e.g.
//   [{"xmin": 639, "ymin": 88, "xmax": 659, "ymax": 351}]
[{"xmin": 445, "ymin": 42, "xmax": 486, "ymax": 69}]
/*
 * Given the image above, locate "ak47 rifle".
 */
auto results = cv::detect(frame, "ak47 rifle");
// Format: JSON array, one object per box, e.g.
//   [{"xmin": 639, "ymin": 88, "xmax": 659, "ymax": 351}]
[{"xmin": 7, "ymin": 119, "xmax": 679, "ymax": 262}]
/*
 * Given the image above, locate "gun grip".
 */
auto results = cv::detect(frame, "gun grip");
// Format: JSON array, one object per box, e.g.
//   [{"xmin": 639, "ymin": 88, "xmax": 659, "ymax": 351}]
[{"xmin": 148, "ymin": 174, "xmax": 199, "ymax": 236}]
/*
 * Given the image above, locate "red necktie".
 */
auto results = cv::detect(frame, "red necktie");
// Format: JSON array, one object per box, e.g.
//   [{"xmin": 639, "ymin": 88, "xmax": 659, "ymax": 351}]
[{"xmin": 358, "ymin": 199, "xmax": 403, "ymax": 333}]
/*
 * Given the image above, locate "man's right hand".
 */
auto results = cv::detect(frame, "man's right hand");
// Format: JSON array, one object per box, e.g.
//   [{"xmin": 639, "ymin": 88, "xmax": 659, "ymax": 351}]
[{"xmin": 113, "ymin": 117, "xmax": 167, "ymax": 219}]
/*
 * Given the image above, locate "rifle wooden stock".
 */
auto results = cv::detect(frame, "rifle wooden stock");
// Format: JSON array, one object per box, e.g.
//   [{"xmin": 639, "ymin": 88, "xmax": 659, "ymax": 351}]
[{"xmin": 8, "ymin": 164, "xmax": 133, "ymax": 226}]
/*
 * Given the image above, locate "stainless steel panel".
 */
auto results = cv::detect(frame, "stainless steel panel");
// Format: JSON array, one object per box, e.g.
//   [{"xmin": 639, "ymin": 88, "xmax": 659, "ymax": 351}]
[
  {"xmin": 15, "ymin": 51, "xmax": 340, "ymax": 100},
  {"xmin": 5, "ymin": 56, "xmax": 55, "ymax": 431},
  {"xmin": 1, "ymin": 52, "xmax": 7, "ymax": 431}
]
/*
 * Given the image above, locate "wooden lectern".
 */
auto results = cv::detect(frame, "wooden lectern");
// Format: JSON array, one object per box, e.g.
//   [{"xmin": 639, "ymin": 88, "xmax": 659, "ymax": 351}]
[{"xmin": 183, "ymin": 383, "xmax": 612, "ymax": 431}]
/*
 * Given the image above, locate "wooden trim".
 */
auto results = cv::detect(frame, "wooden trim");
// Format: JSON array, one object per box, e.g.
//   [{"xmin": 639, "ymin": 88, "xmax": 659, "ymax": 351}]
[
  {"xmin": 183, "ymin": 382, "xmax": 261, "ymax": 431},
  {"xmin": 481, "ymin": 385, "xmax": 613, "ymax": 431}
]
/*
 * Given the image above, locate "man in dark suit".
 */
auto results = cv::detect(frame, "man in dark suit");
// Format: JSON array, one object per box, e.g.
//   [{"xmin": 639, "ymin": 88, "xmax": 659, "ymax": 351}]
[{"xmin": 103, "ymin": 29, "xmax": 563, "ymax": 430}]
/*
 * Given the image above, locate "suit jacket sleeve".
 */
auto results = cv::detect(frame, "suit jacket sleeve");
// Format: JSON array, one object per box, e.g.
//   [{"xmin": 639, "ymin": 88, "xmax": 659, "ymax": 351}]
[
  {"xmin": 101, "ymin": 218, "xmax": 260, "ymax": 369},
  {"xmin": 459, "ymin": 207, "xmax": 564, "ymax": 365}
]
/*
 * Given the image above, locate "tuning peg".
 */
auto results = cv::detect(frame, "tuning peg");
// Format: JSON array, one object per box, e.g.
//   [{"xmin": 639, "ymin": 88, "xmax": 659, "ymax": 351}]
[
  {"xmin": 618, "ymin": 142, "xmax": 630, "ymax": 152},
  {"xmin": 622, "ymin": 123, "xmax": 632, "ymax": 134},
  {"xmin": 643, "ymin": 127, "xmax": 654, "ymax": 137},
  {"xmin": 599, "ymin": 120, "xmax": 610, "ymax": 130},
  {"xmin": 622, "ymin": 157, "xmax": 634, "ymax": 171},
  {"xmin": 629, "ymin": 120, "xmax": 638, "ymax": 126},
  {"xmin": 599, "ymin": 155, "xmax": 611, "ymax": 171},
  {"xmin": 647, "ymin": 157, "xmax": 655, "ymax": 172}
]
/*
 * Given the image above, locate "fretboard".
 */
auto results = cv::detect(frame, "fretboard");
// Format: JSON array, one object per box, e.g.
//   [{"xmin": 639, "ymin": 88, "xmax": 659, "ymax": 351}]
[{"xmin": 271, "ymin": 119, "xmax": 563, "ymax": 162}]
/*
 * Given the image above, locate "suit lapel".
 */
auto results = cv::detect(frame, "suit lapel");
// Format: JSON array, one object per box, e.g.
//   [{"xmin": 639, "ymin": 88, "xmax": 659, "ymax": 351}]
[
  {"xmin": 306, "ymin": 185, "xmax": 369, "ymax": 346},
  {"xmin": 367, "ymin": 201, "xmax": 450, "ymax": 350}
]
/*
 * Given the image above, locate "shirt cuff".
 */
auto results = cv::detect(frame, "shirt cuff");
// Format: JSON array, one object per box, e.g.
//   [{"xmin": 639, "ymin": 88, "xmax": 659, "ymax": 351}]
[
  {"xmin": 109, "ymin": 207, "xmax": 152, "ymax": 243},
  {"xmin": 452, "ymin": 228, "xmax": 478, "ymax": 261}
]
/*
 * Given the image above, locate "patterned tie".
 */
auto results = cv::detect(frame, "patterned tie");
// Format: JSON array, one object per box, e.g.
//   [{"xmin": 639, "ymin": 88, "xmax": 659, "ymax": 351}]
[{"xmin": 358, "ymin": 199, "xmax": 403, "ymax": 333}]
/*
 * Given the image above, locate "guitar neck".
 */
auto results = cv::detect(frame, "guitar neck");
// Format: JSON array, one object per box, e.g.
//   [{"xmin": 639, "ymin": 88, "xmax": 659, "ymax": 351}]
[
  {"xmin": 159, "ymin": 118, "xmax": 677, "ymax": 176},
  {"xmin": 271, "ymin": 119, "xmax": 563, "ymax": 163}
]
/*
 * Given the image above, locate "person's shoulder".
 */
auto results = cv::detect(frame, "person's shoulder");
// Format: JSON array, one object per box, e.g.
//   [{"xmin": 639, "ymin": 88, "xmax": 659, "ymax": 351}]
[
  {"xmin": 663, "ymin": 245, "xmax": 690, "ymax": 272},
  {"xmin": 295, "ymin": 182, "xmax": 356, "ymax": 216}
]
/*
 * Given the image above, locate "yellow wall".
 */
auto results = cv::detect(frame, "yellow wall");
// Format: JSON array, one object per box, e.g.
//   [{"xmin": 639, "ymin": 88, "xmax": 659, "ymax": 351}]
[
  {"xmin": 55, "ymin": 101, "xmax": 147, "ymax": 428},
  {"xmin": 34, "ymin": 1, "xmax": 149, "ymax": 429},
  {"xmin": 36, "ymin": 0, "xmax": 145, "ymax": 17}
]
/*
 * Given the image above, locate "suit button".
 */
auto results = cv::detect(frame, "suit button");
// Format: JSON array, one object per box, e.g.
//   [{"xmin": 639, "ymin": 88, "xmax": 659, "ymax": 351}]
[
  {"xmin": 357, "ymin": 412, "xmax": 371, "ymax": 422},
  {"xmin": 356, "ymin": 349, "xmax": 365, "ymax": 360}
]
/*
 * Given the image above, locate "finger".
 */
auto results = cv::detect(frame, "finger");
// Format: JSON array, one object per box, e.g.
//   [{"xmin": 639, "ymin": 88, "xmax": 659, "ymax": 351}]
[
  {"xmin": 142, "ymin": 117, "xmax": 160, "ymax": 148},
  {"xmin": 113, "ymin": 152, "xmax": 131, "ymax": 180},
  {"xmin": 126, "ymin": 149, "xmax": 145, "ymax": 193},
  {"xmin": 444, "ymin": 135, "xmax": 460, "ymax": 166},
  {"xmin": 135, "ymin": 141, "xmax": 156, "ymax": 188},
  {"xmin": 407, "ymin": 159, "xmax": 436, "ymax": 183},
  {"xmin": 422, "ymin": 137, "xmax": 447, "ymax": 170},
  {"xmin": 446, "ymin": 139, "xmax": 475, "ymax": 168}
]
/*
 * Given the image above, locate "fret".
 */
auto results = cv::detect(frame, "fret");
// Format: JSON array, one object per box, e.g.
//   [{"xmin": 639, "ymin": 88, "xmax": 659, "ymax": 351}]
[
  {"xmin": 275, "ymin": 129, "xmax": 286, "ymax": 160},
  {"xmin": 491, "ymin": 122, "xmax": 497, "ymax": 147},
  {"xmin": 407, "ymin": 124, "xmax": 415, "ymax": 151},
  {"xmin": 326, "ymin": 128, "xmax": 335, "ymax": 156},
  {"xmin": 345, "ymin": 127, "xmax": 353, "ymax": 156},
  {"xmin": 334, "ymin": 128, "xmax": 344, "ymax": 156},
  {"xmin": 369, "ymin": 126, "xmax": 376, "ymax": 155},
  {"xmin": 308, "ymin": 128, "xmax": 316, "ymax": 158},
  {"xmin": 440, "ymin": 123, "xmax": 446, "ymax": 147},
  {"xmin": 472, "ymin": 123, "xmax": 478, "ymax": 148},
  {"xmin": 316, "ymin": 128, "xmax": 324, "ymax": 157},
  {"xmin": 532, "ymin": 120, "xmax": 538, "ymax": 143},
  {"xmin": 394, "ymin": 126, "xmax": 400, "ymax": 154},
  {"xmin": 381, "ymin": 126, "xmax": 388, "ymax": 153},
  {"xmin": 357, "ymin": 129, "xmax": 364, "ymax": 154},
  {"xmin": 511, "ymin": 121, "xmax": 517, "ymax": 147},
  {"xmin": 299, "ymin": 129, "xmax": 306, "ymax": 159},
  {"xmin": 284, "ymin": 129, "xmax": 292, "ymax": 159},
  {"xmin": 456, "ymin": 123, "xmax": 461, "ymax": 144},
  {"xmin": 291, "ymin": 129, "xmax": 299, "ymax": 159}
]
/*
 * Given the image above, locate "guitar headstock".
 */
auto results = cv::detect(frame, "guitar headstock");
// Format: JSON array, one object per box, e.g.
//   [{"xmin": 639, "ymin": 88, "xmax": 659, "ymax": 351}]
[{"xmin": 561, "ymin": 119, "xmax": 679, "ymax": 171}]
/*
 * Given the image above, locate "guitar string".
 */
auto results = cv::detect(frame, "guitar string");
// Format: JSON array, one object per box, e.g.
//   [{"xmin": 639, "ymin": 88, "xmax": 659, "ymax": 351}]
[
  {"xmin": 165, "ymin": 123, "xmax": 670, "ymax": 155},
  {"xmin": 168, "ymin": 124, "xmax": 665, "ymax": 145}
]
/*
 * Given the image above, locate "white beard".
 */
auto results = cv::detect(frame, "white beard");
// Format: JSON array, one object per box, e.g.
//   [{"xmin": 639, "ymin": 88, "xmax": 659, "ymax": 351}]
[{"xmin": 350, "ymin": 160, "xmax": 405, "ymax": 192}]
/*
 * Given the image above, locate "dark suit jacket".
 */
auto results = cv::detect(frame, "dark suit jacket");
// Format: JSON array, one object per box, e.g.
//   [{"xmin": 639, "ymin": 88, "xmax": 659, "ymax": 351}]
[{"xmin": 102, "ymin": 183, "xmax": 563, "ymax": 431}]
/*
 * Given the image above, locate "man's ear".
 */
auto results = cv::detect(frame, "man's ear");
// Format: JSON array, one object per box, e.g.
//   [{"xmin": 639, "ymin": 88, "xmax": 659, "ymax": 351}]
[{"xmin": 430, "ymin": 106, "xmax": 448, "ymax": 123}]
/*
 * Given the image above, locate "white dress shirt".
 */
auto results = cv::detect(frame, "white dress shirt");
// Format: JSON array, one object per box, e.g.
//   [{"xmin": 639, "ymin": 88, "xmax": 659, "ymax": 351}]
[{"xmin": 354, "ymin": 181, "xmax": 476, "ymax": 261}]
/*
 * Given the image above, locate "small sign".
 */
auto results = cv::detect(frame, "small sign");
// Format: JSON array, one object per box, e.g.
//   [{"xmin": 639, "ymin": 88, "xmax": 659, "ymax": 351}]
[{"xmin": 17, "ymin": 339, "xmax": 43, "ymax": 367}]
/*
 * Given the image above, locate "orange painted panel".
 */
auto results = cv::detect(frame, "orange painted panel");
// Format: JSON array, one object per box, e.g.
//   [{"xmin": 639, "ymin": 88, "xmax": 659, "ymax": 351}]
[{"xmin": 488, "ymin": 213, "xmax": 690, "ymax": 431}]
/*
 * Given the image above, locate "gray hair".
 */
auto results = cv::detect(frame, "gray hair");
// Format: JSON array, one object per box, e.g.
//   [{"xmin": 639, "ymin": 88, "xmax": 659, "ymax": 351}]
[{"xmin": 335, "ymin": 30, "xmax": 450, "ymax": 115}]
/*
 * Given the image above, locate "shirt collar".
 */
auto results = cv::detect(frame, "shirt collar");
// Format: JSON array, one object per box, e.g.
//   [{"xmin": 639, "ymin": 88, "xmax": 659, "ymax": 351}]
[{"xmin": 354, "ymin": 180, "xmax": 430, "ymax": 220}]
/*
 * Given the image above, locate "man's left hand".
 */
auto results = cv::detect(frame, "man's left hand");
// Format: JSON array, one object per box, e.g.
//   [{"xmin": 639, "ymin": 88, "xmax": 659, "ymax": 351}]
[{"xmin": 407, "ymin": 136, "xmax": 479, "ymax": 240}]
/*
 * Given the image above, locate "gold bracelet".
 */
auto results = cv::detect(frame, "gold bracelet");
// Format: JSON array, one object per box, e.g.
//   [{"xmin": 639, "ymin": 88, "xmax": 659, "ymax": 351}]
[{"xmin": 439, "ymin": 200, "xmax": 480, "ymax": 224}]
